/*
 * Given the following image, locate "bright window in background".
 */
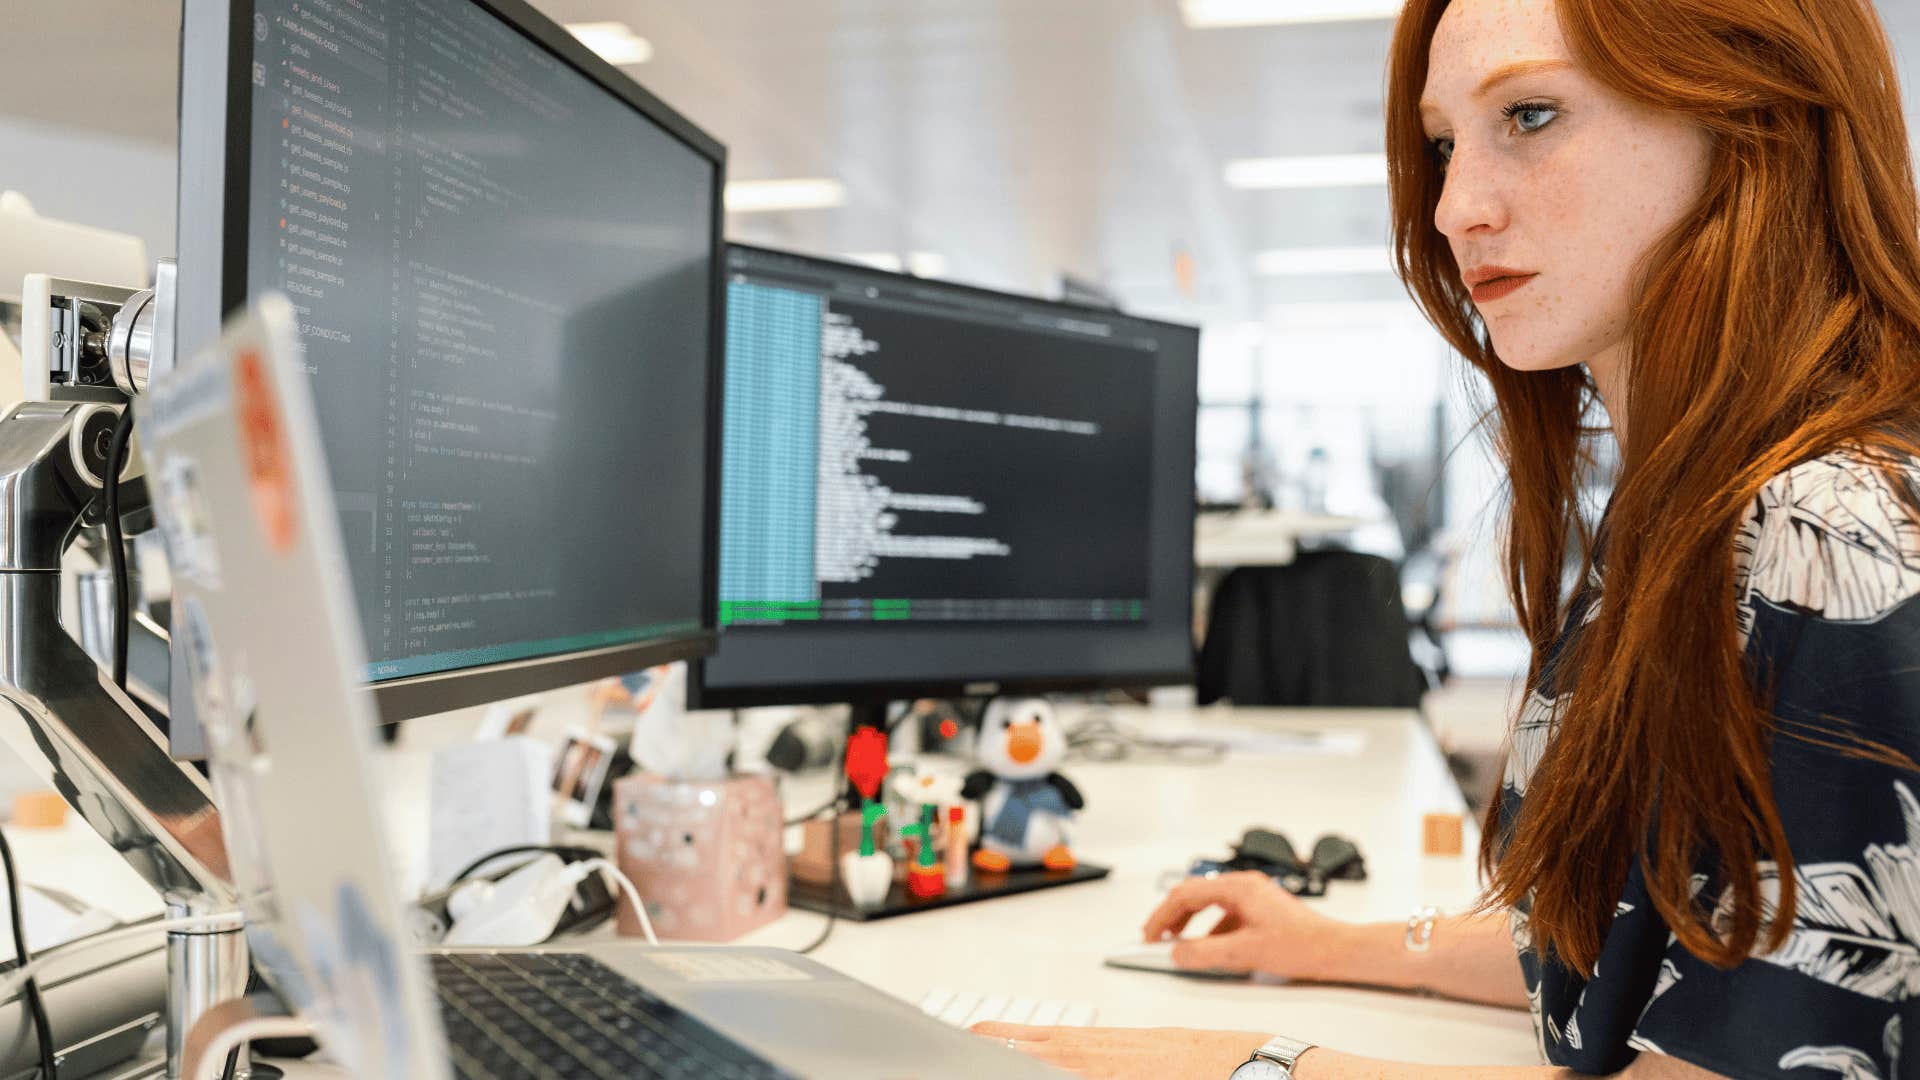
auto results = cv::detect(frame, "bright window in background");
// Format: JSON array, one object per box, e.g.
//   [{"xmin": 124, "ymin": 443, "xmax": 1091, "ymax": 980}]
[
  {"xmin": 1196, "ymin": 406, "xmax": 1253, "ymax": 504},
  {"xmin": 1256, "ymin": 301, "xmax": 1445, "ymax": 411},
  {"xmin": 1199, "ymin": 300, "xmax": 1529, "ymax": 669},
  {"xmin": 1195, "ymin": 298, "xmax": 1456, "ymax": 552},
  {"xmin": 1198, "ymin": 322, "xmax": 1261, "ymax": 403}
]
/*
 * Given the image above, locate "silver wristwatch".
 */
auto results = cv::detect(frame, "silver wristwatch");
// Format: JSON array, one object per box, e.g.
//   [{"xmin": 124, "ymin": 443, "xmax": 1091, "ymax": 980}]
[{"xmin": 1229, "ymin": 1035, "xmax": 1316, "ymax": 1079}]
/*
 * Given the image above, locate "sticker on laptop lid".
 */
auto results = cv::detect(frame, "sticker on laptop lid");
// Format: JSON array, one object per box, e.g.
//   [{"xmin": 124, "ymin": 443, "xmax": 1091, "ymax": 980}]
[
  {"xmin": 154, "ymin": 455, "xmax": 222, "ymax": 589},
  {"xmin": 647, "ymin": 953, "xmax": 815, "ymax": 983},
  {"xmin": 233, "ymin": 347, "xmax": 297, "ymax": 553},
  {"xmin": 145, "ymin": 354, "xmax": 233, "ymax": 441},
  {"xmin": 294, "ymin": 883, "xmax": 419, "ymax": 1078},
  {"xmin": 175, "ymin": 597, "xmax": 232, "ymax": 745}
]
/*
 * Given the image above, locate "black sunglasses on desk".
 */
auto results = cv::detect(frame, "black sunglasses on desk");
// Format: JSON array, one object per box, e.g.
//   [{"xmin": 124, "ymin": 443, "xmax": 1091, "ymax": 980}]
[{"xmin": 1187, "ymin": 829, "xmax": 1368, "ymax": 897}]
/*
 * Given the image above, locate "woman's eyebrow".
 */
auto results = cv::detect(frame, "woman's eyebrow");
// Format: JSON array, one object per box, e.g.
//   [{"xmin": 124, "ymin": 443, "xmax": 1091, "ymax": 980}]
[
  {"xmin": 1419, "ymin": 58, "xmax": 1572, "ymax": 119},
  {"xmin": 1474, "ymin": 58, "xmax": 1572, "ymax": 98}
]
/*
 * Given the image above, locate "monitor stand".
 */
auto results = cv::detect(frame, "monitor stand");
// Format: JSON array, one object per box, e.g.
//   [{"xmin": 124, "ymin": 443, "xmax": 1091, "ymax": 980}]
[{"xmin": 793, "ymin": 701, "xmax": 1111, "ymax": 921}]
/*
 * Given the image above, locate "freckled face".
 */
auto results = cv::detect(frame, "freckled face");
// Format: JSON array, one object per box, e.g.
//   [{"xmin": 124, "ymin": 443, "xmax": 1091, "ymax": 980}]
[{"xmin": 1419, "ymin": 0, "xmax": 1713, "ymax": 373}]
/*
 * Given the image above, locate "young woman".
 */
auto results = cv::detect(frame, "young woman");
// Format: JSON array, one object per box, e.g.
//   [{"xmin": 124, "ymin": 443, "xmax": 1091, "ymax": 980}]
[{"xmin": 977, "ymin": 0, "xmax": 1920, "ymax": 1076}]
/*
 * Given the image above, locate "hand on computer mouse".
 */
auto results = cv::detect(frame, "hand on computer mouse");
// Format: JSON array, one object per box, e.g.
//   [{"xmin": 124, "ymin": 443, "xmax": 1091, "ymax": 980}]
[{"xmin": 1140, "ymin": 870, "xmax": 1344, "ymax": 980}]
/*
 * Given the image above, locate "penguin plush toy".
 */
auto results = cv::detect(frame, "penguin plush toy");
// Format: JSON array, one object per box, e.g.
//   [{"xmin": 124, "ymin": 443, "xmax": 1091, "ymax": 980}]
[{"xmin": 962, "ymin": 698, "xmax": 1084, "ymax": 872}]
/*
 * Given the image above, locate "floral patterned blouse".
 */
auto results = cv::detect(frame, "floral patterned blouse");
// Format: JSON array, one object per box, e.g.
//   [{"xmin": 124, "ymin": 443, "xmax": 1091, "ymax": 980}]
[{"xmin": 1502, "ymin": 449, "xmax": 1920, "ymax": 1079}]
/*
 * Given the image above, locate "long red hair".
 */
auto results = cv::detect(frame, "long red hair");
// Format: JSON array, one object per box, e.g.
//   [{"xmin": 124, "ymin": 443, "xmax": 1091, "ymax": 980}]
[{"xmin": 1387, "ymin": 0, "xmax": 1920, "ymax": 974}]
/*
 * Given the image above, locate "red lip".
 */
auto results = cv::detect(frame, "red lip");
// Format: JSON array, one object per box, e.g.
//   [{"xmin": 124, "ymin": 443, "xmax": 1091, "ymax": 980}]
[
  {"xmin": 1464, "ymin": 266, "xmax": 1537, "ymax": 304},
  {"xmin": 1471, "ymin": 274, "xmax": 1537, "ymax": 303}
]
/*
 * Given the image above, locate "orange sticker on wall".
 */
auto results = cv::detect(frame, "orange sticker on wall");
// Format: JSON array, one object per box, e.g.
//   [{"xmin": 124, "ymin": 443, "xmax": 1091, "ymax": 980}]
[{"xmin": 234, "ymin": 348, "xmax": 297, "ymax": 553}]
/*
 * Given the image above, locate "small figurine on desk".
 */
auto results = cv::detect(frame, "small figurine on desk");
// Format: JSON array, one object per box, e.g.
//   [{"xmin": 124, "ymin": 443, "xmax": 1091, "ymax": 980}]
[
  {"xmin": 887, "ymin": 763, "xmax": 964, "ymax": 899},
  {"xmin": 837, "ymin": 725, "xmax": 896, "ymax": 908},
  {"xmin": 840, "ymin": 801, "xmax": 894, "ymax": 908},
  {"xmin": 890, "ymin": 753, "xmax": 967, "ymax": 810},
  {"xmin": 963, "ymin": 697, "xmax": 1084, "ymax": 873},
  {"xmin": 898, "ymin": 808, "xmax": 947, "ymax": 900}
]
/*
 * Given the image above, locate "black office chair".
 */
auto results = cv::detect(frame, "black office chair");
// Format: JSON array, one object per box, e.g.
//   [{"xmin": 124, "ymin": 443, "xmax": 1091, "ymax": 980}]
[{"xmin": 1196, "ymin": 551, "xmax": 1426, "ymax": 708}]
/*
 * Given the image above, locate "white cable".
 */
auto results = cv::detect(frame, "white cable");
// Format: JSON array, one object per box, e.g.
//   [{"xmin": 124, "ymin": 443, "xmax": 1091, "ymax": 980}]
[
  {"xmin": 184, "ymin": 1014, "xmax": 313, "ymax": 1080},
  {"xmin": 578, "ymin": 858, "xmax": 656, "ymax": 946},
  {"xmin": 1, "ymin": 911, "xmax": 240, "ymax": 1000}
]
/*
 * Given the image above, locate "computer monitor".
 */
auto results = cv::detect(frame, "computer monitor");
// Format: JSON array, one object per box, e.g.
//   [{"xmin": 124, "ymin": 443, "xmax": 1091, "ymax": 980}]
[
  {"xmin": 174, "ymin": 0, "xmax": 725, "ymax": 748},
  {"xmin": 693, "ymin": 244, "xmax": 1199, "ymax": 712}
]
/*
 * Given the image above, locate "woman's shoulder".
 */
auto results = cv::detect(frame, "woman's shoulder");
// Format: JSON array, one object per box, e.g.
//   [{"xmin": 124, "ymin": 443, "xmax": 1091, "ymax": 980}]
[
  {"xmin": 1758, "ymin": 443, "xmax": 1920, "ymax": 495},
  {"xmin": 1734, "ymin": 444, "xmax": 1920, "ymax": 631}
]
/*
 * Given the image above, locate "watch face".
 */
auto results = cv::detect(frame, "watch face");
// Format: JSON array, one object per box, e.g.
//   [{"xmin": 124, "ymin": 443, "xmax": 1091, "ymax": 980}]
[{"xmin": 1230, "ymin": 1061, "xmax": 1287, "ymax": 1080}]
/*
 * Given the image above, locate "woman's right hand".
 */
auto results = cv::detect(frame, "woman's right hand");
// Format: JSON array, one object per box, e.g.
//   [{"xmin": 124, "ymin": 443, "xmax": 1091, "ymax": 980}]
[{"xmin": 1140, "ymin": 871, "xmax": 1351, "ymax": 981}]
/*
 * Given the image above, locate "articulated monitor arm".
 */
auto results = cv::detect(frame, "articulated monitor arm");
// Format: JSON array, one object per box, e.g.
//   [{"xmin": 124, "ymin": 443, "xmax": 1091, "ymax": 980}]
[
  {"xmin": 0, "ymin": 374, "xmax": 247, "ymax": 1077},
  {"xmin": 0, "ymin": 399, "xmax": 232, "ymax": 908}
]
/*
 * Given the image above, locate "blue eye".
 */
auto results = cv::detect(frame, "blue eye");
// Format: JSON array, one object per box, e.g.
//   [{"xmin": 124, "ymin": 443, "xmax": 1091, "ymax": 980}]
[
  {"xmin": 1432, "ymin": 137, "xmax": 1455, "ymax": 165},
  {"xmin": 1504, "ymin": 102, "xmax": 1558, "ymax": 134}
]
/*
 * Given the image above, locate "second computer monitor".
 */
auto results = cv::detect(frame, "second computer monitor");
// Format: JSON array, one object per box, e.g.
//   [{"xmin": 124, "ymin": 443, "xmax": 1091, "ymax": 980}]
[{"xmin": 696, "ymin": 245, "xmax": 1198, "ymax": 707}]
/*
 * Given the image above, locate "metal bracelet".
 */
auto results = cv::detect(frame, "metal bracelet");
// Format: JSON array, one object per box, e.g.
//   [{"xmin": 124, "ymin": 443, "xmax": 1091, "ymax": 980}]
[{"xmin": 1404, "ymin": 905, "xmax": 1439, "ymax": 952}]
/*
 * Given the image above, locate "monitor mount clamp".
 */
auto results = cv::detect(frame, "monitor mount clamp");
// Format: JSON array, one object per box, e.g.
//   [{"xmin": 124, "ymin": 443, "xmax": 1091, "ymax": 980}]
[{"xmin": 0, "ymin": 265, "xmax": 256, "ymax": 1079}]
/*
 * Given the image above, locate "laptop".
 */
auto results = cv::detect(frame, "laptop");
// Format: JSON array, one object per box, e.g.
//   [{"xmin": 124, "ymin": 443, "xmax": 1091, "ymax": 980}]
[{"xmin": 139, "ymin": 294, "xmax": 1067, "ymax": 1079}]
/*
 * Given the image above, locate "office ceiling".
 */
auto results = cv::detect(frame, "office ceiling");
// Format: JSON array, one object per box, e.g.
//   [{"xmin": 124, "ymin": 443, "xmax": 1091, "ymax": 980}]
[
  {"xmin": 6, "ymin": 1, "xmax": 1920, "ymax": 329},
  {"xmin": 527, "ymin": 0, "xmax": 1411, "ymax": 325}
]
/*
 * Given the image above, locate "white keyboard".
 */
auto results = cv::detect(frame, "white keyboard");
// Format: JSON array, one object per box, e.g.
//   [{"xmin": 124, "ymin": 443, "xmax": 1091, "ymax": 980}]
[{"xmin": 917, "ymin": 989, "xmax": 1099, "ymax": 1029}]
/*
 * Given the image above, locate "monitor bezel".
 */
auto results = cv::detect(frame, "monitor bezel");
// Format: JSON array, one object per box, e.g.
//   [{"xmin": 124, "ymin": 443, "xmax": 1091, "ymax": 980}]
[
  {"xmin": 689, "ymin": 243, "xmax": 1199, "ymax": 711},
  {"xmin": 178, "ymin": 0, "xmax": 728, "ymax": 723}
]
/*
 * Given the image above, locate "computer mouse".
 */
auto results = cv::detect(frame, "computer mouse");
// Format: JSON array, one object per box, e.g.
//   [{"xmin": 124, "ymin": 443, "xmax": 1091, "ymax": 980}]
[{"xmin": 1101, "ymin": 939, "xmax": 1251, "ymax": 980}]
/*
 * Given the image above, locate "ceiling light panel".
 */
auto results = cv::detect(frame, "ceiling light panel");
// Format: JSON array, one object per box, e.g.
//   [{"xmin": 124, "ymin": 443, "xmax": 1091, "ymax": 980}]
[
  {"xmin": 846, "ymin": 252, "xmax": 905, "ymax": 272},
  {"xmin": 1225, "ymin": 153, "xmax": 1386, "ymax": 190},
  {"xmin": 564, "ymin": 21, "xmax": 653, "ymax": 66},
  {"xmin": 1251, "ymin": 245, "xmax": 1393, "ymax": 275},
  {"xmin": 725, "ymin": 179, "xmax": 847, "ymax": 214},
  {"xmin": 1181, "ymin": 0, "xmax": 1404, "ymax": 28}
]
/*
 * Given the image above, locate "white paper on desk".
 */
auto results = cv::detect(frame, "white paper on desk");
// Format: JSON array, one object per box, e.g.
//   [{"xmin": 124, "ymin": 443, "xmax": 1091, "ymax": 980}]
[
  {"xmin": 427, "ymin": 737, "xmax": 556, "ymax": 889},
  {"xmin": 0, "ymin": 880, "xmax": 123, "ymax": 960},
  {"xmin": 1182, "ymin": 729, "xmax": 1367, "ymax": 756},
  {"xmin": 0, "ymin": 883, "xmax": 124, "ymax": 961}
]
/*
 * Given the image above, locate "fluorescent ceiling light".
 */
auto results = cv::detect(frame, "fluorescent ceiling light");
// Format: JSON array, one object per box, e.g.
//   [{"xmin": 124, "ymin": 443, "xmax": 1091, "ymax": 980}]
[
  {"xmin": 1181, "ymin": 0, "xmax": 1403, "ymax": 28},
  {"xmin": 845, "ymin": 251, "xmax": 948, "ymax": 277},
  {"xmin": 1226, "ymin": 153, "xmax": 1386, "ymax": 190},
  {"xmin": 725, "ymin": 179, "xmax": 846, "ymax": 214},
  {"xmin": 1252, "ymin": 245, "xmax": 1393, "ymax": 276},
  {"xmin": 846, "ymin": 252, "xmax": 904, "ymax": 272},
  {"xmin": 564, "ymin": 22, "xmax": 653, "ymax": 66}
]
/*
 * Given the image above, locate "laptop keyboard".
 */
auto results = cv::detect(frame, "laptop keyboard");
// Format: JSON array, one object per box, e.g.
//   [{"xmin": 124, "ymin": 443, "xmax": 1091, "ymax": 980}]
[{"xmin": 431, "ymin": 952, "xmax": 794, "ymax": 1080}]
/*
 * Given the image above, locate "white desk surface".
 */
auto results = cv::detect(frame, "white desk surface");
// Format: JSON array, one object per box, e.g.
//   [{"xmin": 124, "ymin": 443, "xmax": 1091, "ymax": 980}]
[
  {"xmin": 6, "ymin": 705, "xmax": 1539, "ymax": 1074},
  {"xmin": 739, "ymin": 706, "xmax": 1537, "ymax": 1066}
]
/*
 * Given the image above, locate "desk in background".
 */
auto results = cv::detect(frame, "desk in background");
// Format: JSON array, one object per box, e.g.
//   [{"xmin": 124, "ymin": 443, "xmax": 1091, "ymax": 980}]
[{"xmin": 1194, "ymin": 511, "xmax": 1375, "ymax": 570}]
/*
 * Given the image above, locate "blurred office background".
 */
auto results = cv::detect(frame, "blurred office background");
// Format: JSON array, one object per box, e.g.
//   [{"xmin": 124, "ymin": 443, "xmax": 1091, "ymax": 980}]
[{"xmin": 8, "ymin": 0, "xmax": 1920, "ymax": 790}]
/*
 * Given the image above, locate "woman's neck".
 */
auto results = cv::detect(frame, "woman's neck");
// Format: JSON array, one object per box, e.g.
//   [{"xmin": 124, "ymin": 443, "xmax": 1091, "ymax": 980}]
[{"xmin": 1587, "ymin": 342, "xmax": 1629, "ymax": 455}]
